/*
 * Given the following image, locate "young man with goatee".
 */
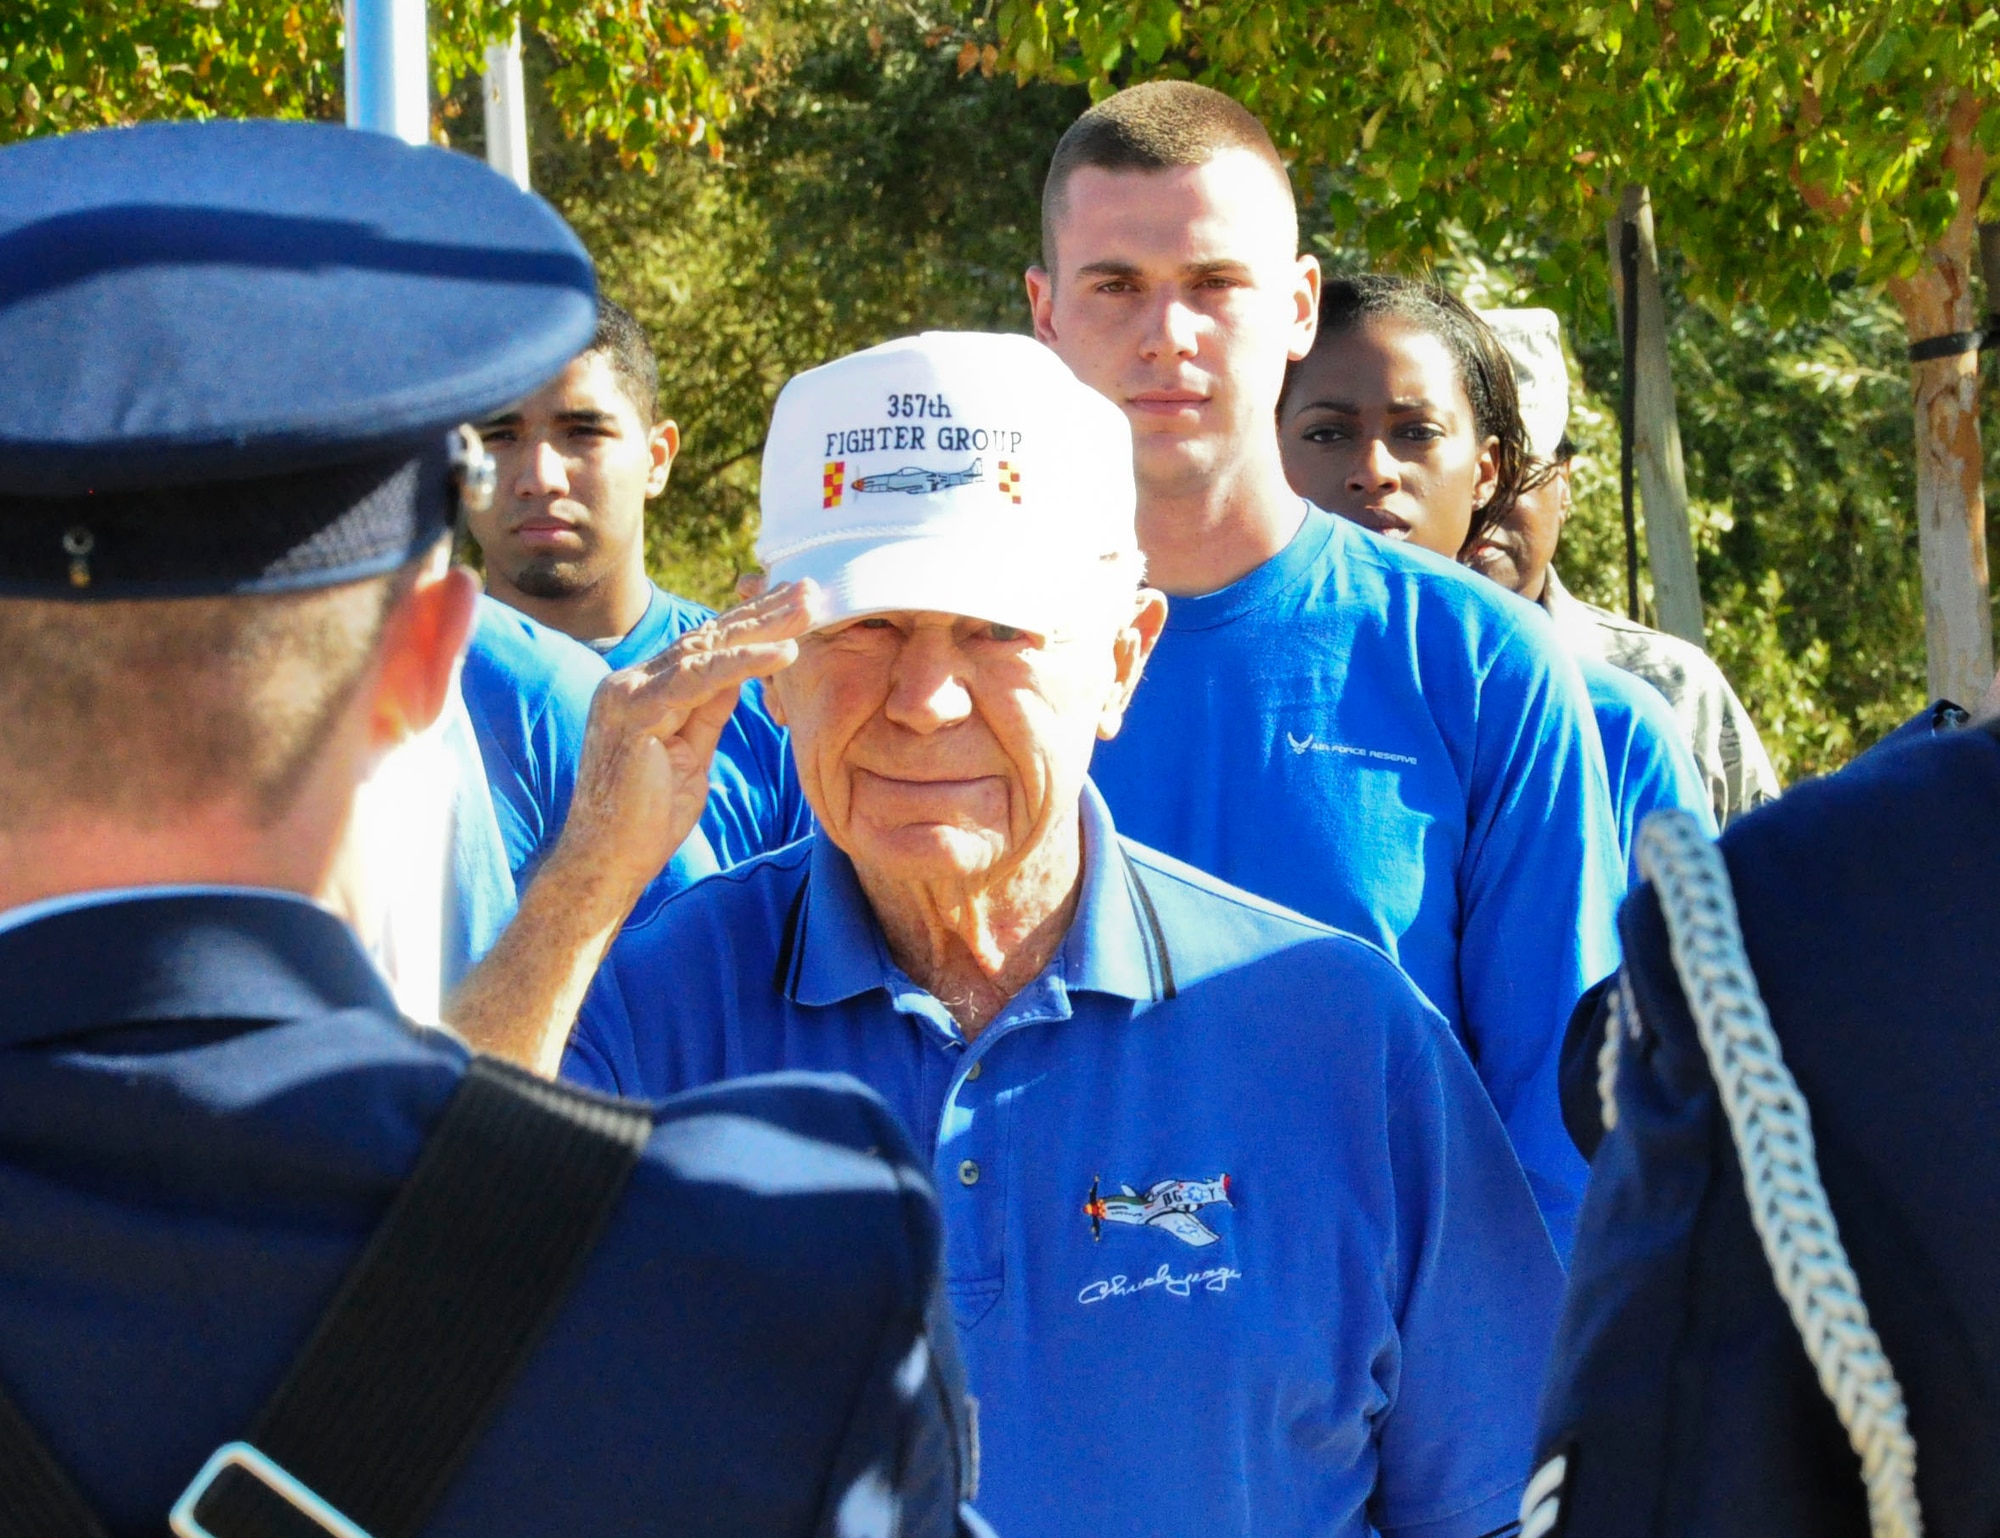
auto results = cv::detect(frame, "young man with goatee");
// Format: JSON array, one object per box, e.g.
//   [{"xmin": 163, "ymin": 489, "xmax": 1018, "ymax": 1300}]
[
  {"xmin": 468, "ymin": 299, "xmax": 810, "ymax": 876},
  {"xmin": 1026, "ymin": 81, "xmax": 1623, "ymax": 1253}
]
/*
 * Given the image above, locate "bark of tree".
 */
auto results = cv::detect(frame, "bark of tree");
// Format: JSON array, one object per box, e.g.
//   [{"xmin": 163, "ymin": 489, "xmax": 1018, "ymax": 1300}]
[
  {"xmin": 1607, "ymin": 185, "xmax": 1708, "ymax": 648},
  {"xmin": 1886, "ymin": 95, "xmax": 1991, "ymax": 709}
]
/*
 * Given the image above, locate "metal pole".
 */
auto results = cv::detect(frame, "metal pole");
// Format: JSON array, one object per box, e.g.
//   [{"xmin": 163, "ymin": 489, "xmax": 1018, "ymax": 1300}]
[
  {"xmin": 1619, "ymin": 216, "xmax": 1641, "ymax": 620},
  {"xmin": 483, "ymin": 23, "xmax": 531, "ymax": 190},
  {"xmin": 345, "ymin": 0, "xmax": 430, "ymax": 145}
]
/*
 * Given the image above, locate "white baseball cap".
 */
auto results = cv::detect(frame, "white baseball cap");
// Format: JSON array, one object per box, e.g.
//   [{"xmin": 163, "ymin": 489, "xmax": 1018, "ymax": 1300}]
[
  {"xmin": 1482, "ymin": 307, "xmax": 1570, "ymax": 460},
  {"xmin": 754, "ymin": 332, "xmax": 1138, "ymax": 636}
]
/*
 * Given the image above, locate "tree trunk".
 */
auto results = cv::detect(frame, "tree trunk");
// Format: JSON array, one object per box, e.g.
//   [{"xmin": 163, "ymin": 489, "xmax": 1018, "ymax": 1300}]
[
  {"xmin": 1606, "ymin": 185, "xmax": 1707, "ymax": 648},
  {"xmin": 1887, "ymin": 99, "xmax": 1991, "ymax": 710}
]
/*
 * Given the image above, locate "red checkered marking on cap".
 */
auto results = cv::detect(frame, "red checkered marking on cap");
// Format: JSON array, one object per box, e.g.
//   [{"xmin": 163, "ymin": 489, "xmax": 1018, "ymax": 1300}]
[
  {"xmin": 823, "ymin": 460, "xmax": 845, "ymax": 509},
  {"xmin": 996, "ymin": 461, "xmax": 1022, "ymax": 505}
]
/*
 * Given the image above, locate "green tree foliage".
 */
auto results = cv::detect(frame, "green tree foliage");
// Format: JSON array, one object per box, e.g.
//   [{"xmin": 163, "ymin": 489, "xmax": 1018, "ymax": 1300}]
[
  {"xmin": 518, "ymin": 6, "xmax": 1084, "ymax": 600},
  {"xmin": 13, "ymin": 0, "xmax": 1991, "ymax": 770},
  {"xmin": 0, "ymin": 0, "xmax": 747, "ymax": 160},
  {"xmin": 992, "ymin": 0, "xmax": 1999, "ymax": 317},
  {"xmin": 1562, "ymin": 286, "xmax": 1989, "ymax": 779}
]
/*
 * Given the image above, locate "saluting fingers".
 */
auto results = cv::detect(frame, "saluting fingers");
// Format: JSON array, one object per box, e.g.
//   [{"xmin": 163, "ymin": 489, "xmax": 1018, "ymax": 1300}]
[
  {"xmin": 588, "ymin": 582, "xmax": 815, "ymax": 750},
  {"xmin": 633, "ymin": 578, "xmax": 814, "ymax": 681}
]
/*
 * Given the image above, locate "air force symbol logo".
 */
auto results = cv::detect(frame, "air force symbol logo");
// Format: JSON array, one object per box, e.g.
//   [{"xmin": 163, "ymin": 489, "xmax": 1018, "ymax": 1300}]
[{"xmin": 1084, "ymin": 1173, "xmax": 1233, "ymax": 1247}]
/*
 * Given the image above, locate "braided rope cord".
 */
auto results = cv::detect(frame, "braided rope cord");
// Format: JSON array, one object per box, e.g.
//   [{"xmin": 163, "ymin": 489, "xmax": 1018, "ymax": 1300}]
[
  {"xmin": 1634, "ymin": 809, "xmax": 1924, "ymax": 1538},
  {"xmin": 1597, "ymin": 972, "xmax": 1632, "ymax": 1134}
]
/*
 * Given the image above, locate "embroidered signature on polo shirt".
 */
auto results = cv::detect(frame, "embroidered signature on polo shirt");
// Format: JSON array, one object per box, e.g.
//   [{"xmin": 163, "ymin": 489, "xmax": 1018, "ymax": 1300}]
[
  {"xmin": 1078, "ymin": 1263, "xmax": 1244, "ymax": 1305},
  {"xmin": 1284, "ymin": 732, "xmax": 1418, "ymax": 766}
]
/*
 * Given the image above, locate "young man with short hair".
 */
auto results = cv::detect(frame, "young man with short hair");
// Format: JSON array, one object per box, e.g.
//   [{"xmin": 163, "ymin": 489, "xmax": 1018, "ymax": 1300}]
[
  {"xmin": 468, "ymin": 299, "xmax": 810, "ymax": 874},
  {"xmin": 1026, "ymin": 82, "xmax": 1625, "ymax": 1252}
]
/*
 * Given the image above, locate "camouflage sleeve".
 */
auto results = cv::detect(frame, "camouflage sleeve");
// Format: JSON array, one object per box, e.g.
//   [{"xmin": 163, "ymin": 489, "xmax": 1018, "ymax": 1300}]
[{"xmin": 1703, "ymin": 669, "xmax": 1780, "ymax": 826}]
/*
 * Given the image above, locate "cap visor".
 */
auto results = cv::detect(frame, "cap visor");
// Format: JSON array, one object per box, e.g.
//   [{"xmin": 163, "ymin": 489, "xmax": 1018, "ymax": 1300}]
[{"xmin": 769, "ymin": 533, "xmax": 1102, "ymax": 637}]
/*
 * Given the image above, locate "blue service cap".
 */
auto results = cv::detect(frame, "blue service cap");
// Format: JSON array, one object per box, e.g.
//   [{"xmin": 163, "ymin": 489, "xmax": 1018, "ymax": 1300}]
[{"xmin": 0, "ymin": 119, "xmax": 596, "ymax": 596}]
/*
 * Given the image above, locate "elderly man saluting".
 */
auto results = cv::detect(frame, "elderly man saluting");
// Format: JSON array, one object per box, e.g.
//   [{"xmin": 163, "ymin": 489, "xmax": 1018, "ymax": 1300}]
[{"xmin": 561, "ymin": 332, "xmax": 1562, "ymax": 1538}]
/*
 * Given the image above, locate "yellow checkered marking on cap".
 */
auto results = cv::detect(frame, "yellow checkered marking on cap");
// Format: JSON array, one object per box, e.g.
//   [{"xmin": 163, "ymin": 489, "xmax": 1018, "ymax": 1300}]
[
  {"xmin": 996, "ymin": 461, "xmax": 1022, "ymax": 505},
  {"xmin": 822, "ymin": 460, "xmax": 845, "ymax": 509}
]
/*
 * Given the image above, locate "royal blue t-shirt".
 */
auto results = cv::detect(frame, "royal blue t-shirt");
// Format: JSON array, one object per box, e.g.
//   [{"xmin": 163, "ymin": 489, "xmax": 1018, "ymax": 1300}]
[
  {"xmin": 440, "ymin": 703, "xmax": 516, "ymax": 991},
  {"xmin": 453, "ymin": 597, "xmax": 720, "ymax": 971},
  {"xmin": 1578, "ymin": 654, "xmax": 1718, "ymax": 886},
  {"xmin": 565, "ymin": 784, "xmax": 1565, "ymax": 1538},
  {"xmin": 596, "ymin": 582, "xmax": 814, "ymax": 885},
  {"xmin": 1090, "ymin": 507, "xmax": 1624, "ymax": 1254}
]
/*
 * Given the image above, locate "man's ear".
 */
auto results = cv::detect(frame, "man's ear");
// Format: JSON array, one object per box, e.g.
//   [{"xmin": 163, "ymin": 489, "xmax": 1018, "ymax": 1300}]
[
  {"xmin": 369, "ymin": 556, "xmax": 479, "ymax": 751},
  {"xmin": 1098, "ymin": 586, "xmax": 1170, "ymax": 741},
  {"xmin": 1026, "ymin": 266, "xmax": 1058, "ymax": 346},
  {"xmin": 764, "ymin": 668, "xmax": 790, "ymax": 729},
  {"xmin": 1471, "ymin": 434, "xmax": 1502, "ymax": 514},
  {"xmin": 646, "ymin": 418, "xmax": 680, "ymax": 500},
  {"xmin": 1286, "ymin": 252, "xmax": 1323, "ymax": 363}
]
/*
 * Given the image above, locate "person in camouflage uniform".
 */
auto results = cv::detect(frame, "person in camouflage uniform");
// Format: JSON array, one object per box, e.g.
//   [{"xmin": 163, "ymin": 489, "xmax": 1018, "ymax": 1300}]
[{"xmin": 1469, "ymin": 309, "xmax": 1781, "ymax": 827}]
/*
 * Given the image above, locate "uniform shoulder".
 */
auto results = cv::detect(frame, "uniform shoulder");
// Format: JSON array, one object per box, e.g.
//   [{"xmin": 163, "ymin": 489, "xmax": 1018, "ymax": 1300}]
[
  {"xmin": 1617, "ymin": 729, "xmax": 2000, "ymax": 1014},
  {"xmin": 615, "ymin": 1068, "xmax": 942, "ymax": 1305},
  {"xmin": 604, "ymin": 1070, "xmax": 961, "ymax": 1508},
  {"xmin": 1574, "ymin": 591, "xmax": 1681, "ymax": 645},
  {"xmin": 1573, "ymin": 597, "xmax": 1718, "ymax": 682},
  {"xmin": 1723, "ymin": 725, "xmax": 1999, "ymax": 879},
  {"xmin": 642, "ymin": 1069, "xmax": 927, "ymax": 1186}
]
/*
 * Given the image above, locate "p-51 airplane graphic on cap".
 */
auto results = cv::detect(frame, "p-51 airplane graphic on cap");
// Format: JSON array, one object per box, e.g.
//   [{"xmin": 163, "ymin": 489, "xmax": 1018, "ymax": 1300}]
[
  {"xmin": 852, "ymin": 458, "xmax": 982, "ymax": 495},
  {"xmin": 1085, "ymin": 1173, "xmax": 1233, "ymax": 1247}
]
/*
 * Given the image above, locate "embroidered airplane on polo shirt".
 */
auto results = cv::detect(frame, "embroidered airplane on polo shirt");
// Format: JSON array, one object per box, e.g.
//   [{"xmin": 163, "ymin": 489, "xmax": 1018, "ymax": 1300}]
[
  {"xmin": 1084, "ymin": 1173, "xmax": 1233, "ymax": 1247},
  {"xmin": 851, "ymin": 459, "xmax": 983, "ymax": 495}
]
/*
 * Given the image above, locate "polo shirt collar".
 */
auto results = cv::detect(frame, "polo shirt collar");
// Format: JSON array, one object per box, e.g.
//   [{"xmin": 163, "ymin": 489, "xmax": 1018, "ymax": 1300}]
[
  {"xmin": 0, "ymin": 887, "xmax": 398, "ymax": 1050},
  {"xmin": 780, "ymin": 779, "xmax": 1168, "ymax": 1009}
]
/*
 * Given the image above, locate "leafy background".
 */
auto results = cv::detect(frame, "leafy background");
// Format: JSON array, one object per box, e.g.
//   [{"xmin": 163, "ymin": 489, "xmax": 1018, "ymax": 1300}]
[{"xmin": 7, "ymin": 0, "xmax": 1996, "ymax": 779}]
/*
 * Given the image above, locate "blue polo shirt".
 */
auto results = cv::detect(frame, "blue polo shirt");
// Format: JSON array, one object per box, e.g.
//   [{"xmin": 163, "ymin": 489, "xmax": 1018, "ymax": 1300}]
[
  {"xmin": 1090, "ymin": 506, "xmax": 1623, "ymax": 1253},
  {"xmin": 565, "ymin": 784, "xmax": 1564, "ymax": 1538},
  {"xmin": 1578, "ymin": 655, "xmax": 1717, "ymax": 886},
  {"xmin": 595, "ymin": 582, "xmax": 814, "ymax": 876},
  {"xmin": 455, "ymin": 597, "xmax": 720, "ymax": 964}
]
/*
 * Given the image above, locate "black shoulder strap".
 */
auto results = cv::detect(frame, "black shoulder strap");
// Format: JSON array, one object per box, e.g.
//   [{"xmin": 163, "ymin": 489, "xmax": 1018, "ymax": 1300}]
[{"xmin": 0, "ymin": 1054, "xmax": 652, "ymax": 1538}]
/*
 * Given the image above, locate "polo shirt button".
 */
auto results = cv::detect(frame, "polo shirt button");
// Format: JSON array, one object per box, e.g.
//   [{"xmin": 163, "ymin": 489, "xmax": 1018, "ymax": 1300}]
[
  {"xmin": 957, "ymin": 1159, "xmax": 980, "ymax": 1187},
  {"xmin": 965, "ymin": 1060, "xmax": 983, "ymax": 1081}
]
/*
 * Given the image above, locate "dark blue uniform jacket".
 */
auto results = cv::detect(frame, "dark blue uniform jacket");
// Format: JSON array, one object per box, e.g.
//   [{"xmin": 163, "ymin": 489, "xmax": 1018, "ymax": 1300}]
[
  {"xmin": 1535, "ymin": 721, "xmax": 2000, "ymax": 1536},
  {"xmin": 0, "ymin": 891, "xmax": 981, "ymax": 1536}
]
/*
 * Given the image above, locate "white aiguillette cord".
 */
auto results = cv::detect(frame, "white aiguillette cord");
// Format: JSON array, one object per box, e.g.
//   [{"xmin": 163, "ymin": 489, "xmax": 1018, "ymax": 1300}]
[{"xmin": 1598, "ymin": 809, "xmax": 1924, "ymax": 1538}]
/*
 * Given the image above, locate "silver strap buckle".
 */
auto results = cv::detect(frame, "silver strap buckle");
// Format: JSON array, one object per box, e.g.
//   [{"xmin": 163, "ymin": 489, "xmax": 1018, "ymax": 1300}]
[{"xmin": 169, "ymin": 1440, "xmax": 377, "ymax": 1538}]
